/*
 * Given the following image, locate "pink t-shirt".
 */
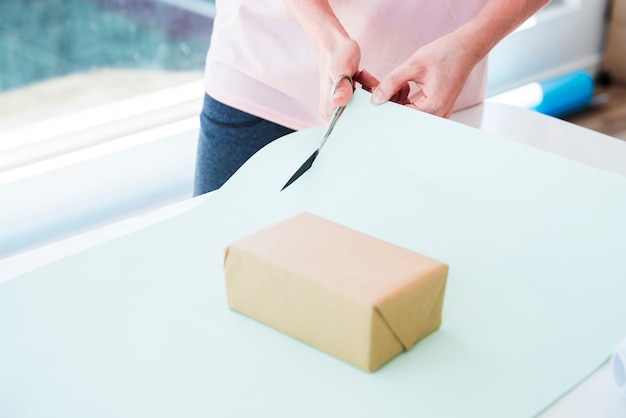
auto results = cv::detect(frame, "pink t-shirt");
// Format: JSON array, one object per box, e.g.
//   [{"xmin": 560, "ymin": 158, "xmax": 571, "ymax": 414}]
[{"xmin": 205, "ymin": 0, "xmax": 489, "ymax": 130}]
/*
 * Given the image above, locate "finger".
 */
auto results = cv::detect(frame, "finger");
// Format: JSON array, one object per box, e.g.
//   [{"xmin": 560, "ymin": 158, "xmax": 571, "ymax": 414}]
[
  {"xmin": 390, "ymin": 82, "xmax": 411, "ymax": 105},
  {"xmin": 353, "ymin": 69, "xmax": 379, "ymax": 93},
  {"xmin": 407, "ymin": 95, "xmax": 450, "ymax": 118},
  {"xmin": 329, "ymin": 77, "xmax": 354, "ymax": 107},
  {"xmin": 371, "ymin": 66, "xmax": 415, "ymax": 105},
  {"xmin": 410, "ymin": 104, "xmax": 451, "ymax": 118}
]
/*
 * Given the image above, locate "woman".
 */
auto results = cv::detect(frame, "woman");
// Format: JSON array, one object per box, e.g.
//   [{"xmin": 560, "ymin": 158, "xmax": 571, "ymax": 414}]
[{"xmin": 194, "ymin": 0, "xmax": 549, "ymax": 195}]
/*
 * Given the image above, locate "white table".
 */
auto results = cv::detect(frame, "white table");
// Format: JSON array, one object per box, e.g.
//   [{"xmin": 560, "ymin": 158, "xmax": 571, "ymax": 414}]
[{"xmin": 2, "ymin": 102, "xmax": 626, "ymax": 417}]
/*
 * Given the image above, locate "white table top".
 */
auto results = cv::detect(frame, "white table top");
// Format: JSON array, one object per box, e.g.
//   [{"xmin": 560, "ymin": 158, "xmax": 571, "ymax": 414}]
[
  {"xmin": 459, "ymin": 103, "xmax": 626, "ymax": 416},
  {"xmin": 2, "ymin": 102, "xmax": 626, "ymax": 417}
]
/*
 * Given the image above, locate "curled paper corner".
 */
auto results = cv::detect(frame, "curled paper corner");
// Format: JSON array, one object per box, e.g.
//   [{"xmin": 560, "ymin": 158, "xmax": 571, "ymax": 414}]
[{"xmin": 612, "ymin": 337, "xmax": 626, "ymax": 396}]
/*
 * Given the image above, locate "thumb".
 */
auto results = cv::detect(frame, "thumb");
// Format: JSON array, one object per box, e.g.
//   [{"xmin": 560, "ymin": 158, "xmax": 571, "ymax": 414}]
[{"xmin": 329, "ymin": 77, "xmax": 354, "ymax": 107}]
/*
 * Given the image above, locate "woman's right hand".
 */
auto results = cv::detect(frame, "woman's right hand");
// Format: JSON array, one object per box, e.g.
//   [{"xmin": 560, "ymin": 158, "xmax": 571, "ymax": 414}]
[
  {"xmin": 283, "ymin": 1, "xmax": 360, "ymax": 121},
  {"xmin": 315, "ymin": 34, "xmax": 360, "ymax": 120}
]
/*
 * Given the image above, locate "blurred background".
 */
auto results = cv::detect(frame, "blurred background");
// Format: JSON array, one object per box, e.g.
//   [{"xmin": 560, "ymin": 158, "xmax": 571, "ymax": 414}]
[{"xmin": 0, "ymin": 0, "xmax": 624, "ymax": 258}]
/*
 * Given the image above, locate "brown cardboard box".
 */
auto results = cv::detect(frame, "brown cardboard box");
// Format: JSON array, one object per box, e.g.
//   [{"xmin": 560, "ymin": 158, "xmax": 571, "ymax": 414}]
[
  {"xmin": 604, "ymin": 0, "xmax": 626, "ymax": 83},
  {"xmin": 223, "ymin": 212, "xmax": 448, "ymax": 372},
  {"xmin": 613, "ymin": 0, "xmax": 626, "ymax": 24},
  {"xmin": 604, "ymin": 24, "xmax": 626, "ymax": 83}
]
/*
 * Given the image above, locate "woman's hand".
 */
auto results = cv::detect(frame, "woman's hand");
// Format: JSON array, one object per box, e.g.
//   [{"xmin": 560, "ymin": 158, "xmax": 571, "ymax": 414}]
[
  {"xmin": 354, "ymin": 69, "xmax": 411, "ymax": 106},
  {"xmin": 283, "ymin": 1, "xmax": 360, "ymax": 121},
  {"xmin": 370, "ymin": 32, "xmax": 479, "ymax": 118},
  {"xmin": 316, "ymin": 34, "xmax": 360, "ymax": 120},
  {"xmin": 287, "ymin": 0, "xmax": 548, "ymax": 120},
  {"xmin": 367, "ymin": 0, "xmax": 549, "ymax": 118}
]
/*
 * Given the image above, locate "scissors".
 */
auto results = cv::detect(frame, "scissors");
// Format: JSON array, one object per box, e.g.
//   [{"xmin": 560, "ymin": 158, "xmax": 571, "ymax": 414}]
[{"xmin": 281, "ymin": 74, "xmax": 354, "ymax": 191}]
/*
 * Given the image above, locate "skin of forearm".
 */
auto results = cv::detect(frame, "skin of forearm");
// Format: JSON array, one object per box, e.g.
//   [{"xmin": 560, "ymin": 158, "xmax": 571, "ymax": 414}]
[
  {"xmin": 282, "ymin": 0, "xmax": 351, "ymax": 55},
  {"xmin": 283, "ymin": 0, "xmax": 361, "ymax": 113},
  {"xmin": 457, "ymin": 0, "xmax": 551, "ymax": 62},
  {"xmin": 284, "ymin": 0, "xmax": 548, "ymax": 63}
]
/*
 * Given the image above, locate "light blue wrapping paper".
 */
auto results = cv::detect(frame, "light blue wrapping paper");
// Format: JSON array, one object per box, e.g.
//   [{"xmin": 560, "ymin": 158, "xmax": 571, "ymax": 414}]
[{"xmin": 1, "ymin": 90, "xmax": 626, "ymax": 417}]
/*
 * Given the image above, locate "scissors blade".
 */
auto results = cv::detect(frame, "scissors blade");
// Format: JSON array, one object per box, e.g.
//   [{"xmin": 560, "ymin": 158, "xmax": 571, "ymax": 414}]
[
  {"xmin": 279, "ymin": 107, "xmax": 341, "ymax": 191},
  {"xmin": 280, "ymin": 75, "xmax": 353, "ymax": 191},
  {"xmin": 280, "ymin": 149, "xmax": 319, "ymax": 191}
]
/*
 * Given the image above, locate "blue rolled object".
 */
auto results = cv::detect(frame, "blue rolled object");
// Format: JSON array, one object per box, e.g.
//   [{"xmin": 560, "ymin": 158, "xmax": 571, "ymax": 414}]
[{"xmin": 533, "ymin": 70, "xmax": 595, "ymax": 117}]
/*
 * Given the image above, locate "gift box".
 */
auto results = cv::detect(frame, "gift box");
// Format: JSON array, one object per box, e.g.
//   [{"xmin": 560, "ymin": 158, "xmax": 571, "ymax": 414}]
[{"xmin": 224, "ymin": 212, "xmax": 448, "ymax": 372}]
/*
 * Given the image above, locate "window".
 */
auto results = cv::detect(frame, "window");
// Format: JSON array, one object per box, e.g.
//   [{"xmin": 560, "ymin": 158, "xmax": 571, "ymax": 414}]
[
  {"xmin": 1, "ymin": 0, "xmax": 214, "ymax": 160},
  {"xmin": 0, "ymin": 0, "xmax": 215, "ymax": 257}
]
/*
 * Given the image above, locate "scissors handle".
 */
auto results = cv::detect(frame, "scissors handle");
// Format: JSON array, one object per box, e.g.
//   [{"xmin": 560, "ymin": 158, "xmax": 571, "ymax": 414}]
[{"xmin": 319, "ymin": 74, "xmax": 354, "ymax": 150}]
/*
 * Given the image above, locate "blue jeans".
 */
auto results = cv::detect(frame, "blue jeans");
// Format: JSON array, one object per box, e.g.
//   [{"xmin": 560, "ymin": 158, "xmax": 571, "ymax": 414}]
[{"xmin": 193, "ymin": 94, "xmax": 295, "ymax": 196}]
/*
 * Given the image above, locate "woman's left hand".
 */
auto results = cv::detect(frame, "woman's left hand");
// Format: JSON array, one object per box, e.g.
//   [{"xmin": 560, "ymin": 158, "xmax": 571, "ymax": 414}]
[{"xmin": 369, "ymin": 32, "xmax": 481, "ymax": 118}]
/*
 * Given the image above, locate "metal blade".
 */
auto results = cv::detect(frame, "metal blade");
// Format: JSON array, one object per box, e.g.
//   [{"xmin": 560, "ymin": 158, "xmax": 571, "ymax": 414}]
[
  {"xmin": 280, "ymin": 149, "xmax": 319, "ymax": 191},
  {"xmin": 280, "ymin": 75, "xmax": 353, "ymax": 191}
]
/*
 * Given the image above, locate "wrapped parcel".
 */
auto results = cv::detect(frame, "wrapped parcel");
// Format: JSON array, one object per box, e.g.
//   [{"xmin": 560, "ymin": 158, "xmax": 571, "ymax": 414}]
[{"xmin": 224, "ymin": 212, "xmax": 448, "ymax": 372}]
